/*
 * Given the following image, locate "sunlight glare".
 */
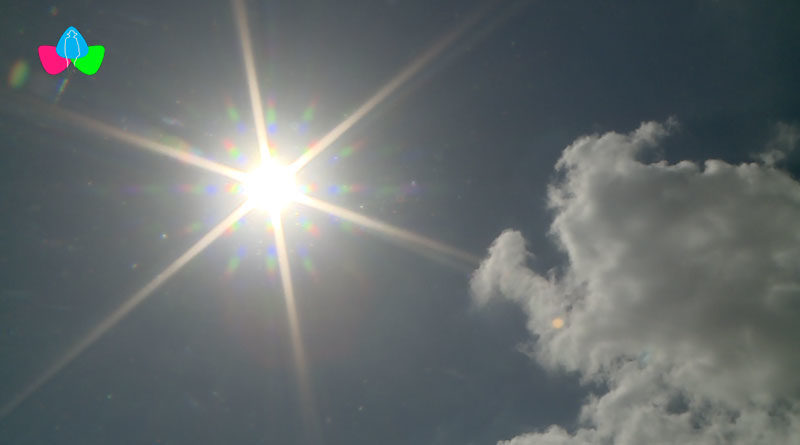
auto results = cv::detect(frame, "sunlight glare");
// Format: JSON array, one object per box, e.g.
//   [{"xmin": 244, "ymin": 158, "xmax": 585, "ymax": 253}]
[{"xmin": 244, "ymin": 160, "xmax": 298, "ymax": 212}]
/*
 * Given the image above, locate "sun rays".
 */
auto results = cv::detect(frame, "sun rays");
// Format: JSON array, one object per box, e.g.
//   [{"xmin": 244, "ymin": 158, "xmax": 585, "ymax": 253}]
[
  {"xmin": 232, "ymin": 0, "xmax": 271, "ymax": 163},
  {"xmin": 0, "ymin": 0, "xmax": 490, "ymax": 428}
]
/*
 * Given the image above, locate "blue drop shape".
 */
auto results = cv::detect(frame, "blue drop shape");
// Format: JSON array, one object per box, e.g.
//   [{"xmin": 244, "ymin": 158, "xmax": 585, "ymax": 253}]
[{"xmin": 56, "ymin": 26, "xmax": 89, "ymax": 59}]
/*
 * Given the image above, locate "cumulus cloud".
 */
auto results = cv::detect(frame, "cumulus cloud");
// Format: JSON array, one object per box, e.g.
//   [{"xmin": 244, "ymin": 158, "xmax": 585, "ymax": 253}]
[{"xmin": 472, "ymin": 120, "xmax": 800, "ymax": 444}]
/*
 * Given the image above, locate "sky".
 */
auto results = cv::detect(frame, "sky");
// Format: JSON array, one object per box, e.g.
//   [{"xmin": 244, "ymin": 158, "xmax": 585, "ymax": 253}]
[{"xmin": 1, "ymin": 1, "xmax": 799, "ymax": 444}]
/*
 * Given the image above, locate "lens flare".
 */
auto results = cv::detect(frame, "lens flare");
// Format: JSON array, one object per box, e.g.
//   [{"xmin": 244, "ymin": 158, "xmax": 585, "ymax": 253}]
[{"xmin": 0, "ymin": 0, "xmax": 493, "ymax": 428}]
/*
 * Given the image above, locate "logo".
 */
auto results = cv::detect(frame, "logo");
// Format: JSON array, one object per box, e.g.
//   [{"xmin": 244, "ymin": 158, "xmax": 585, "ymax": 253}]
[{"xmin": 39, "ymin": 26, "xmax": 105, "ymax": 75}]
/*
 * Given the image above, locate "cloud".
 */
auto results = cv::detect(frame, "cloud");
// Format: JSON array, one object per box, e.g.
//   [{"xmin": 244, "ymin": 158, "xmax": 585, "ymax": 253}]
[
  {"xmin": 472, "ymin": 120, "xmax": 800, "ymax": 444},
  {"xmin": 756, "ymin": 122, "xmax": 799, "ymax": 167}
]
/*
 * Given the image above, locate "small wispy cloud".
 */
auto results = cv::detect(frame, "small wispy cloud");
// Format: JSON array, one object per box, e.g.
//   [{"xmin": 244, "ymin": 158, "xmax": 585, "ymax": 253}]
[{"xmin": 755, "ymin": 122, "xmax": 799, "ymax": 167}]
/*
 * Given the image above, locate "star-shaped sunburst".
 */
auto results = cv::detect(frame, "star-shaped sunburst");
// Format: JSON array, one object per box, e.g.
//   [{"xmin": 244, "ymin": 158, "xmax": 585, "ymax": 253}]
[{"xmin": 1, "ymin": 0, "xmax": 488, "ymax": 430}]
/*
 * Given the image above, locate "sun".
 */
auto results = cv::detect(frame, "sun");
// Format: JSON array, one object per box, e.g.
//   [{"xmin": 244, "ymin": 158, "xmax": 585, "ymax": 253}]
[{"xmin": 243, "ymin": 160, "xmax": 298, "ymax": 212}]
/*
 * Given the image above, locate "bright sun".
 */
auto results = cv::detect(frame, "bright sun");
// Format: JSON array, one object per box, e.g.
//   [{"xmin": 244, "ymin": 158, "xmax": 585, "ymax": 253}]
[{"xmin": 243, "ymin": 160, "xmax": 298, "ymax": 212}]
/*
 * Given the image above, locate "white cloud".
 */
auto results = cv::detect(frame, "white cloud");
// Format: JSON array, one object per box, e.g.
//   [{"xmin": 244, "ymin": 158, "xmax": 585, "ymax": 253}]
[{"xmin": 472, "ymin": 120, "xmax": 800, "ymax": 444}]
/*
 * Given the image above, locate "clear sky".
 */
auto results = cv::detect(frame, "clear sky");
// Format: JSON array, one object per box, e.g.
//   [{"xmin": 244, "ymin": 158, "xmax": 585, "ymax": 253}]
[{"xmin": 1, "ymin": 1, "xmax": 799, "ymax": 444}]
